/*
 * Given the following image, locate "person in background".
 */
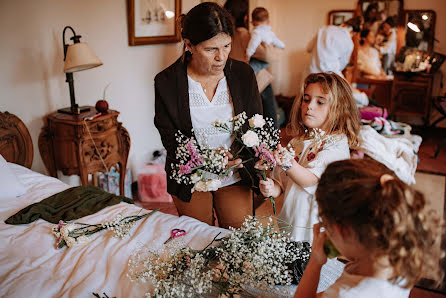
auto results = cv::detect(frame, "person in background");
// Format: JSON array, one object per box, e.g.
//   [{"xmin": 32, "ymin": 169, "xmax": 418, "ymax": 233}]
[
  {"xmin": 259, "ymin": 73, "xmax": 361, "ymax": 242},
  {"xmin": 376, "ymin": 16, "xmax": 397, "ymax": 74},
  {"xmin": 295, "ymin": 158, "xmax": 443, "ymax": 297},
  {"xmin": 246, "ymin": 7, "xmax": 285, "ymax": 73},
  {"xmin": 306, "ymin": 16, "xmax": 362, "ymax": 78},
  {"xmin": 363, "ymin": 2, "xmax": 379, "ymax": 32},
  {"xmin": 154, "ymin": 2, "xmax": 262, "ymax": 229},
  {"xmin": 358, "ymin": 29, "xmax": 387, "ymax": 79},
  {"xmin": 224, "ymin": 0, "xmax": 280, "ymax": 129}
]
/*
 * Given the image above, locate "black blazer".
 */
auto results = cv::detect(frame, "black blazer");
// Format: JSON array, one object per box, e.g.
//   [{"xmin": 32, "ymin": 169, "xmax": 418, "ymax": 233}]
[{"xmin": 154, "ymin": 55, "xmax": 263, "ymax": 202}]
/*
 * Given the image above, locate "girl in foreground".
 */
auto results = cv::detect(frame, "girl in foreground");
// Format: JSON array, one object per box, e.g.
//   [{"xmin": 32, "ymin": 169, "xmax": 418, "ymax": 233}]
[{"xmin": 295, "ymin": 159, "xmax": 443, "ymax": 297}]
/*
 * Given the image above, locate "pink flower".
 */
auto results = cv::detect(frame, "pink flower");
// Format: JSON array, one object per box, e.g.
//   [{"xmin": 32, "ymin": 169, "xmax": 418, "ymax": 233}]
[{"xmin": 179, "ymin": 164, "xmax": 192, "ymax": 175}]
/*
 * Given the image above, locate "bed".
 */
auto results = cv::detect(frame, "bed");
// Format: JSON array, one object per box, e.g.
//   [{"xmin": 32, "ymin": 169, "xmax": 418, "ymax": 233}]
[{"xmin": 0, "ymin": 111, "xmax": 343, "ymax": 297}]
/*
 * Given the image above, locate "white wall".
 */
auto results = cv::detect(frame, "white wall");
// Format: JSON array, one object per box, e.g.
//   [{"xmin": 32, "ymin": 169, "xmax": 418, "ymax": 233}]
[
  {"xmin": 0, "ymin": 0, "xmax": 199, "ymax": 179},
  {"xmin": 1, "ymin": 0, "xmax": 445, "ymax": 179}
]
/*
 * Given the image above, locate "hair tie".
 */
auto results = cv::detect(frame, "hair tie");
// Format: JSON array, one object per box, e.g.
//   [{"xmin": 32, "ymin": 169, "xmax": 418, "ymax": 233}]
[{"xmin": 380, "ymin": 174, "xmax": 394, "ymax": 186}]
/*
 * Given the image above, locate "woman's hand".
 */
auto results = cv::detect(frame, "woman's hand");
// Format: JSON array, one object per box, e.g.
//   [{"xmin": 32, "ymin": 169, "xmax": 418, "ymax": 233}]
[
  {"xmin": 225, "ymin": 152, "xmax": 243, "ymax": 169},
  {"xmin": 310, "ymin": 223, "xmax": 328, "ymax": 266}
]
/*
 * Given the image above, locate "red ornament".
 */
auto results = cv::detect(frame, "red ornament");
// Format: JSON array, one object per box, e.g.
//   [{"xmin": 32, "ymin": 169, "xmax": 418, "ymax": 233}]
[{"xmin": 95, "ymin": 100, "xmax": 109, "ymax": 113}]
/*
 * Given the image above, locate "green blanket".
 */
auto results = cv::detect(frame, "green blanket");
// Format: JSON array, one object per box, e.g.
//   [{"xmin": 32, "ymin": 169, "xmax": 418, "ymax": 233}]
[{"xmin": 5, "ymin": 185, "xmax": 133, "ymax": 225}]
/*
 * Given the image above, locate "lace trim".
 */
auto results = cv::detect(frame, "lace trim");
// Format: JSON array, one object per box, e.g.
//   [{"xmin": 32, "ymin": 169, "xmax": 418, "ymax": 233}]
[{"xmin": 189, "ymin": 90, "xmax": 231, "ymax": 107}]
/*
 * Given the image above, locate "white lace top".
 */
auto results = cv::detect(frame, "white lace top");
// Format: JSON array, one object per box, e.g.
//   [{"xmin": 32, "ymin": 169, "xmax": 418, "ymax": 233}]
[{"xmin": 188, "ymin": 75, "xmax": 240, "ymax": 187}]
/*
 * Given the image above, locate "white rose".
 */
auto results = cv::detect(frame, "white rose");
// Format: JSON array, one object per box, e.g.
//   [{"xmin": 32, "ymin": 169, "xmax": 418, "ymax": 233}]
[
  {"xmin": 248, "ymin": 114, "xmax": 266, "ymax": 128},
  {"xmin": 190, "ymin": 173, "xmax": 201, "ymax": 184},
  {"xmin": 193, "ymin": 181, "xmax": 207, "ymax": 192},
  {"xmin": 205, "ymin": 179, "xmax": 221, "ymax": 191},
  {"xmin": 241, "ymin": 130, "xmax": 260, "ymax": 147}
]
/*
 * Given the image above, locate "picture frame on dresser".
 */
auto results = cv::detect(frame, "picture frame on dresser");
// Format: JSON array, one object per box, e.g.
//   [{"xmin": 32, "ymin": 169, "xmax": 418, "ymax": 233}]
[{"xmin": 127, "ymin": 0, "xmax": 181, "ymax": 46}]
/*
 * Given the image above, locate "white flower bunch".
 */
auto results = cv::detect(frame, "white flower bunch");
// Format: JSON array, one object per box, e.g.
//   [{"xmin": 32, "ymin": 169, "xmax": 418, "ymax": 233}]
[
  {"xmin": 51, "ymin": 209, "xmax": 158, "ymax": 249},
  {"xmin": 278, "ymin": 144, "xmax": 296, "ymax": 169},
  {"xmin": 170, "ymin": 131, "xmax": 232, "ymax": 193},
  {"xmin": 128, "ymin": 216, "xmax": 308, "ymax": 297},
  {"xmin": 305, "ymin": 128, "xmax": 336, "ymax": 147}
]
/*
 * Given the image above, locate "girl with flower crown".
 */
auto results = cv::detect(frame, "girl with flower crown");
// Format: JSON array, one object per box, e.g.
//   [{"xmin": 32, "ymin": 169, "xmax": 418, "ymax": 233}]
[{"xmin": 259, "ymin": 72, "xmax": 361, "ymax": 241}]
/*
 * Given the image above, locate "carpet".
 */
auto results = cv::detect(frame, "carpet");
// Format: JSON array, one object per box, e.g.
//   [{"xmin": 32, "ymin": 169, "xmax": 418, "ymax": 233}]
[{"xmin": 415, "ymin": 127, "xmax": 446, "ymax": 175}]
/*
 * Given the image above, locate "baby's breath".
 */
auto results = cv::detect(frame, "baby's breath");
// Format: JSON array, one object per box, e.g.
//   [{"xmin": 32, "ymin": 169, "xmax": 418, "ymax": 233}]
[
  {"xmin": 128, "ymin": 216, "xmax": 310, "ymax": 297},
  {"xmin": 51, "ymin": 209, "xmax": 158, "ymax": 249},
  {"xmin": 170, "ymin": 131, "xmax": 232, "ymax": 192}
]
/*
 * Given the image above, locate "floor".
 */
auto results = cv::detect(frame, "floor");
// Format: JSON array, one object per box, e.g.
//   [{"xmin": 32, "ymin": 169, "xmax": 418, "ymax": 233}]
[{"xmin": 133, "ymin": 126, "xmax": 446, "ymax": 298}]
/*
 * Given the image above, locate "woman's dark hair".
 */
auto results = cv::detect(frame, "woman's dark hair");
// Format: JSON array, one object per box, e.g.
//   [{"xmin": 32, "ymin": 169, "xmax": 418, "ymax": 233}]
[
  {"xmin": 180, "ymin": 2, "xmax": 233, "ymax": 46},
  {"xmin": 224, "ymin": 0, "xmax": 249, "ymax": 29},
  {"xmin": 344, "ymin": 16, "xmax": 362, "ymax": 33},
  {"xmin": 359, "ymin": 29, "xmax": 370, "ymax": 45},
  {"xmin": 363, "ymin": 2, "xmax": 378, "ymax": 22}
]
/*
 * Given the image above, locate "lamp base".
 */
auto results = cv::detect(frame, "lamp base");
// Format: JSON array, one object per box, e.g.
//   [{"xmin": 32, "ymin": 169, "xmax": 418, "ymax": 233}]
[{"xmin": 57, "ymin": 105, "xmax": 91, "ymax": 115}]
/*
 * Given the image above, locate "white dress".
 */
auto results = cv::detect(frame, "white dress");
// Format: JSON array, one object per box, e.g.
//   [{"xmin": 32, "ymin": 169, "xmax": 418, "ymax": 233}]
[
  {"xmin": 322, "ymin": 262, "xmax": 410, "ymax": 298},
  {"xmin": 272, "ymin": 133, "xmax": 350, "ymax": 242}
]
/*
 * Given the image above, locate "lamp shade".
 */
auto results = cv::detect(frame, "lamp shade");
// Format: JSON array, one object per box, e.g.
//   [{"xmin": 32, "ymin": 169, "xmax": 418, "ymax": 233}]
[{"xmin": 64, "ymin": 42, "xmax": 102, "ymax": 73}]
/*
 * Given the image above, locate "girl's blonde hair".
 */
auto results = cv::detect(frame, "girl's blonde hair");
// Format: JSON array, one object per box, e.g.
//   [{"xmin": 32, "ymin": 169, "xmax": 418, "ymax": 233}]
[
  {"xmin": 316, "ymin": 159, "xmax": 444, "ymax": 288},
  {"xmin": 288, "ymin": 72, "xmax": 361, "ymax": 148}
]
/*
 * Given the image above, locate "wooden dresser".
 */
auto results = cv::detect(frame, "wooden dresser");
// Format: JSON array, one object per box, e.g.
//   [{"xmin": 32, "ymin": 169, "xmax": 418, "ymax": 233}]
[
  {"xmin": 391, "ymin": 72, "xmax": 434, "ymax": 125},
  {"xmin": 38, "ymin": 108, "xmax": 130, "ymax": 195}
]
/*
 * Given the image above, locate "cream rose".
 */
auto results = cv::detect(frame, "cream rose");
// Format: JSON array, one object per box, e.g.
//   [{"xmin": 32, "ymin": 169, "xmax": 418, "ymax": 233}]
[
  {"xmin": 248, "ymin": 114, "xmax": 266, "ymax": 128},
  {"xmin": 241, "ymin": 130, "xmax": 260, "ymax": 147}
]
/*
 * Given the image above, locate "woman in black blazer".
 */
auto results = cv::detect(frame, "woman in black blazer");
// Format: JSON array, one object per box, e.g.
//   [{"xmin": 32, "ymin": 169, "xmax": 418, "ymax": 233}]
[{"xmin": 154, "ymin": 2, "xmax": 262, "ymax": 228}]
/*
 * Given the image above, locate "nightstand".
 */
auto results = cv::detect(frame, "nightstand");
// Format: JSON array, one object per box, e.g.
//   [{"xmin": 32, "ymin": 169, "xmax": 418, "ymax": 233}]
[
  {"xmin": 391, "ymin": 72, "xmax": 434, "ymax": 126},
  {"xmin": 38, "ymin": 107, "xmax": 130, "ymax": 195}
]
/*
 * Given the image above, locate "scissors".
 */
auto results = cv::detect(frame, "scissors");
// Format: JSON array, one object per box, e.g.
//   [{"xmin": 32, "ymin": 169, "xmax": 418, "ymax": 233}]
[{"xmin": 164, "ymin": 228, "xmax": 187, "ymax": 244}]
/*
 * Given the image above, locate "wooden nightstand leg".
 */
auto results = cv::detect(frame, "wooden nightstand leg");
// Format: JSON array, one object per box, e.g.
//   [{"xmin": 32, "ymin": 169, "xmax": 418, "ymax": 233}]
[
  {"xmin": 79, "ymin": 169, "xmax": 89, "ymax": 186},
  {"xmin": 119, "ymin": 162, "xmax": 126, "ymax": 196}
]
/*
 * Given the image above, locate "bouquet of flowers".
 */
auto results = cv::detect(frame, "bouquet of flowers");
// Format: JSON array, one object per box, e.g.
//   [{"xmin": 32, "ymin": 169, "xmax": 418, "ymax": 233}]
[
  {"xmin": 51, "ymin": 209, "xmax": 158, "ymax": 249},
  {"xmin": 128, "ymin": 216, "xmax": 311, "ymax": 297},
  {"xmin": 170, "ymin": 131, "xmax": 238, "ymax": 193},
  {"xmin": 213, "ymin": 113, "xmax": 294, "ymax": 213}
]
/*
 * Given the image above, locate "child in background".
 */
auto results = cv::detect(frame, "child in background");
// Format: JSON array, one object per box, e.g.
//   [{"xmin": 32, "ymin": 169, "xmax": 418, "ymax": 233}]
[
  {"xmin": 295, "ymin": 158, "xmax": 444, "ymax": 297},
  {"xmin": 259, "ymin": 72, "xmax": 361, "ymax": 242},
  {"xmin": 246, "ymin": 7, "xmax": 285, "ymax": 72}
]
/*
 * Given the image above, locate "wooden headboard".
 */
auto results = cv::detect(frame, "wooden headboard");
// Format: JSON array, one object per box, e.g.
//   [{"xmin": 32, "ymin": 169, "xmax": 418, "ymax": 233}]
[{"xmin": 0, "ymin": 111, "xmax": 33, "ymax": 168}]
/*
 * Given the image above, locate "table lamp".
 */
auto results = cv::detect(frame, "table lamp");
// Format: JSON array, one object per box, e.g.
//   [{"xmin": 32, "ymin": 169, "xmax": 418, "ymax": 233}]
[{"xmin": 58, "ymin": 26, "xmax": 103, "ymax": 114}]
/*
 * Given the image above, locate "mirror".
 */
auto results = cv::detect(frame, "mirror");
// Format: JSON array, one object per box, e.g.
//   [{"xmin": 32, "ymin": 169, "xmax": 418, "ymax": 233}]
[
  {"xmin": 327, "ymin": 10, "xmax": 355, "ymax": 26},
  {"xmin": 404, "ymin": 10, "xmax": 436, "ymax": 51},
  {"xmin": 356, "ymin": 0, "xmax": 403, "ymax": 79}
]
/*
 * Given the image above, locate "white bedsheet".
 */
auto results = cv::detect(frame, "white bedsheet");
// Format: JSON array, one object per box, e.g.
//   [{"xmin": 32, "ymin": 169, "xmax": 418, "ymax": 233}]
[
  {"xmin": 0, "ymin": 163, "xmax": 229, "ymax": 297},
  {"xmin": 0, "ymin": 164, "xmax": 344, "ymax": 297}
]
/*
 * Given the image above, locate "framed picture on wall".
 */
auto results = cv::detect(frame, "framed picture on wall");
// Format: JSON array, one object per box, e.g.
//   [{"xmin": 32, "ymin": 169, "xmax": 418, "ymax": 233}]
[{"xmin": 127, "ymin": 0, "xmax": 181, "ymax": 46}]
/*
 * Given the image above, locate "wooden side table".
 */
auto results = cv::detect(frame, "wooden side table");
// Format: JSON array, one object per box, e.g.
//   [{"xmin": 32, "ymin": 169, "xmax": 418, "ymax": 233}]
[
  {"xmin": 391, "ymin": 72, "xmax": 434, "ymax": 126},
  {"xmin": 38, "ymin": 107, "xmax": 130, "ymax": 195}
]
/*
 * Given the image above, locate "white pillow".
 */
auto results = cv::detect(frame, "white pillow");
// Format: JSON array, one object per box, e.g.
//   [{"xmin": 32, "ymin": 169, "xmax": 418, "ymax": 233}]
[{"xmin": 0, "ymin": 154, "xmax": 27, "ymax": 199}]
